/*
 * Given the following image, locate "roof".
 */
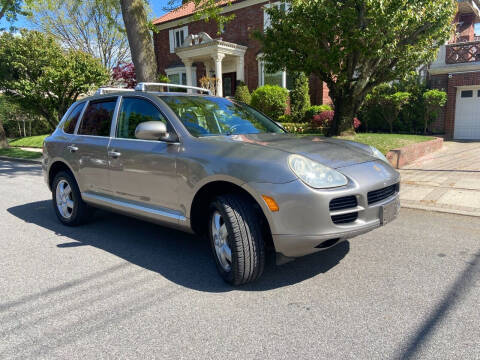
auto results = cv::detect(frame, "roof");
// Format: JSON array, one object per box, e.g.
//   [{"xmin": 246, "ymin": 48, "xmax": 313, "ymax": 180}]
[{"xmin": 153, "ymin": 0, "xmax": 241, "ymax": 25}]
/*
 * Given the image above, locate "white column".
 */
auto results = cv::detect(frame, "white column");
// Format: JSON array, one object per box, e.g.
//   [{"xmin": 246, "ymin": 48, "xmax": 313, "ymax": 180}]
[
  {"xmin": 236, "ymin": 56, "xmax": 245, "ymax": 83},
  {"xmin": 282, "ymin": 70, "xmax": 287, "ymax": 89},
  {"xmin": 212, "ymin": 53, "xmax": 225, "ymax": 97},
  {"xmin": 184, "ymin": 59, "xmax": 193, "ymax": 93}
]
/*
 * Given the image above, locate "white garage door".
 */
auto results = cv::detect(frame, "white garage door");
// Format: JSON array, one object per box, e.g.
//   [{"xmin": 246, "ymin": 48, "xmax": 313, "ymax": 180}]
[{"xmin": 454, "ymin": 87, "xmax": 480, "ymax": 140}]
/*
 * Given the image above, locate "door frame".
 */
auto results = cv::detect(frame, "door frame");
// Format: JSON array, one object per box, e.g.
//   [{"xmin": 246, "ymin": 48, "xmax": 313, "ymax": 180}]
[{"xmin": 222, "ymin": 72, "xmax": 237, "ymax": 97}]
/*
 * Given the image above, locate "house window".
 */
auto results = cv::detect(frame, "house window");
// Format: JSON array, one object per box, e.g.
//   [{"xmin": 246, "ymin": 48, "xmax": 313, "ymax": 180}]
[
  {"xmin": 169, "ymin": 26, "xmax": 188, "ymax": 53},
  {"xmin": 264, "ymin": 1, "xmax": 290, "ymax": 29},
  {"xmin": 165, "ymin": 66, "xmax": 197, "ymax": 90},
  {"xmin": 258, "ymin": 58, "xmax": 294, "ymax": 90},
  {"xmin": 461, "ymin": 90, "xmax": 473, "ymax": 98}
]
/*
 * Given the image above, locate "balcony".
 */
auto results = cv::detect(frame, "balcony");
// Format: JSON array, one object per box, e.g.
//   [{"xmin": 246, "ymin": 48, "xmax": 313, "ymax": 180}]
[{"xmin": 446, "ymin": 41, "xmax": 480, "ymax": 64}]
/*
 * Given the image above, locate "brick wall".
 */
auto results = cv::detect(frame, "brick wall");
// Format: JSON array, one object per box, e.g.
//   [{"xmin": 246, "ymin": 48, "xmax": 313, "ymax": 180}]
[
  {"xmin": 153, "ymin": 2, "xmax": 267, "ymax": 92},
  {"xmin": 444, "ymin": 72, "xmax": 480, "ymax": 139},
  {"xmin": 429, "ymin": 74, "xmax": 448, "ymax": 133},
  {"xmin": 153, "ymin": 2, "xmax": 332, "ymax": 105}
]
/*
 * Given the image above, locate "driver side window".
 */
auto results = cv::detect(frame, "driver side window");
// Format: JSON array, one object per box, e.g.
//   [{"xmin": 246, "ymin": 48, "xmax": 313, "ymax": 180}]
[{"xmin": 116, "ymin": 97, "xmax": 172, "ymax": 139}]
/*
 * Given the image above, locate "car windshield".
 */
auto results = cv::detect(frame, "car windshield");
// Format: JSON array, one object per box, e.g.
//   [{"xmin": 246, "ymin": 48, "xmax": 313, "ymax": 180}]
[{"xmin": 159, "ymin": 96, "xmax": 286, "ymax": 137}]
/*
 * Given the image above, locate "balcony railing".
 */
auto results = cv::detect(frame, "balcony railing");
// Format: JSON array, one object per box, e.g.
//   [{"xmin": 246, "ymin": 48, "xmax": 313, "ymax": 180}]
[{"xmin": 446, "ymin": 41, "xmax": 480, "ymax": 64}]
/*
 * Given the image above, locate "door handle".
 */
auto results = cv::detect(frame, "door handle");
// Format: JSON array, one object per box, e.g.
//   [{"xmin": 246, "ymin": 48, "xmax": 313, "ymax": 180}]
[
  {"xmin": 108, "ymin": 150, "xmax": 122, "ymax": 158},
  {"xmin": 67, "ymin": 145, "xmax": 79, "ymax": 153}
]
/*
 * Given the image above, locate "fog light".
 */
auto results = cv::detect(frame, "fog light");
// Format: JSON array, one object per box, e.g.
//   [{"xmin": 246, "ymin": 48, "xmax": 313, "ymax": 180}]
[{"xmin": 262, "ymin": 195, "xmax": 279, "ymax": 212}]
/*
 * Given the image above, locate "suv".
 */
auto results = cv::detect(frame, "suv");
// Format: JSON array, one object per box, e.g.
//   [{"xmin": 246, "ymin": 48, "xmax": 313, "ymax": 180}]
[{"xmin": 43, "ymin": 83, "xmax": 400, "ymax": 285}]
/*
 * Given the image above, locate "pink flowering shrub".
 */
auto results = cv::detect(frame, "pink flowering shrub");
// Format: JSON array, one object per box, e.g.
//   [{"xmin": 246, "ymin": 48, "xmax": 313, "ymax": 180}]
[
  {"xmin": 312, "ymin": 110, "xmax": 334, "ymax": 128},
  {"xmin": 112, "ymin": 62, "xmax": 136, "ymax": 88},
  {"xmin": 353, "ymin": 117, "xmax": 361, "ymax": 129}
]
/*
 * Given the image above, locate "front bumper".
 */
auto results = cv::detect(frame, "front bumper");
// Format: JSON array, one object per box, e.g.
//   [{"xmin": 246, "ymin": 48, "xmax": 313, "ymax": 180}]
[{"xmin": 244, "ymin": 160, "xmax": 400, "ymax": 258}]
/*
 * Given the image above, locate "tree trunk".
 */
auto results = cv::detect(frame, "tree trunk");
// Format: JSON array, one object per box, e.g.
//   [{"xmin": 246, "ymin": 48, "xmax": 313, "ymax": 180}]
[
  {"xmin": 0, "ymin": 119, "xmax": 8, "ymax": 149},
  {"xmin": 120, "ymin": 0, "xmax": 158, "ymax": 82},
  {"xmin": 328, "ymin": 95, "xmax": 356, "ymax": 136}
]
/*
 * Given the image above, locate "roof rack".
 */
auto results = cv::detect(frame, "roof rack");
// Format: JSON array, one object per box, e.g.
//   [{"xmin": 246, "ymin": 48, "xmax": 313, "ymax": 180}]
[
  {"xmin": 95, "ymin": 87, "xmax": 135, "ymax": 95},
  {"xmin": 135, "ymin": 82, "xmax": 212, "ymax": 95}
]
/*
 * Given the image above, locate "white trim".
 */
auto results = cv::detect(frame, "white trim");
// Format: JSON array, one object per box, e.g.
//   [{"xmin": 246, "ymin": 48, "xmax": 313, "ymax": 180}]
[
  {"xmin": 165, "ymin": 66, "xmax": 197, "ymax": 87},
  {"xmin": 155, "ymin": 0, "xmax": 269, "ymax": 30},
  {"xmin": 169, "ymin": 26, "xmax": 189, "ymax": 53},
  {"xmin": 257, "ymin": 56, "xmax": 290, "ymax": 90}
]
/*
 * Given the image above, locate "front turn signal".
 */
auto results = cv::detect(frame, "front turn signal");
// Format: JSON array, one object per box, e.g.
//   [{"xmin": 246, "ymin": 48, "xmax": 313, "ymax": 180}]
[{"xmin": 262, "ymin": 195, "xmax": 279, "ymax": 212}]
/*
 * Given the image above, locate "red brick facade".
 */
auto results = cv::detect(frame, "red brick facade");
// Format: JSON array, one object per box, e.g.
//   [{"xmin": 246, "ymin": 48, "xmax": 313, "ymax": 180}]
[{"xmin": 153, "ymin": 1, "xmax": 331, "ymax": 105}]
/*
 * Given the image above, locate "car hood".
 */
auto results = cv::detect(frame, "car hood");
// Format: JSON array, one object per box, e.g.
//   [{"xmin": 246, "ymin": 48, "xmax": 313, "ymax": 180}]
[{"xmin": 206, "ymin": 133, "xmax": 376, "ymax": 169}]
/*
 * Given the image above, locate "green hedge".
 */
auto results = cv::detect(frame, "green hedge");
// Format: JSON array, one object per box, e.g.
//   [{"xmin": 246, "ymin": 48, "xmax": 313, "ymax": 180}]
[
  {"xmin": 280, "ymin": 122, "xmax": 326, "ymax": 134},
  {"xmin": 251, "ymin": 85, "xmax": 289, "ymax": 121}
]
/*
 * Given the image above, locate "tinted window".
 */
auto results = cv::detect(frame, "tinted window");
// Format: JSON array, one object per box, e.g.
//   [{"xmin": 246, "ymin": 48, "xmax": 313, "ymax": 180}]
[
  {"xmin": 461, "ymin": 90, "xmax": 473, "ymax": 98},
  {"xmin": 78, "ymin": 99, "xmax": 117, "ymax": 136},
  {"xmin": 116, "ymin": 98, "xmax": 171, "ymax": 139},
  {"xmin": 160, "ymin": 96, "xmax": 285, "ymax": 137},
  {"xmin": 63, "ymin": 103, "xmax": 85, "ymax": 134},
  {"xmin": 478, "ymin": 90, "xmax": 480, "ymax": 98}
]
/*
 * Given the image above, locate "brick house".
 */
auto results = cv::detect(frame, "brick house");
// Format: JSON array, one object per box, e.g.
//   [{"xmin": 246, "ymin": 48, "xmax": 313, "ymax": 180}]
[
  {"xmin": 152, "ymin": 0, "xmax": 330, "ymax": 105},
  {"xmin": 429, "ymin": 0, "xmax": 480, "ymax": 139}
]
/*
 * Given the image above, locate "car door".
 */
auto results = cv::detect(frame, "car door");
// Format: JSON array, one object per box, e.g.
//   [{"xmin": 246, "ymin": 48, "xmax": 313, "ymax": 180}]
[
  {"xmin": 107, "ymin": 96, "xmax": 181, "ymax": 217},
  {"xmin": 69, "ymin": 97, "xmax": 118, "ymax": 196}
]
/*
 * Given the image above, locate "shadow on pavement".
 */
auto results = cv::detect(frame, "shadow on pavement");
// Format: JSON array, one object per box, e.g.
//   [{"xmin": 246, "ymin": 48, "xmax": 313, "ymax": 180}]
[
  {"xmin": 0, "ymin": 160, "xmax": 42, "ymax": 178},
  {"xmin": 7, "ymin": 200, "xmax": 350, "ymax": 293}
]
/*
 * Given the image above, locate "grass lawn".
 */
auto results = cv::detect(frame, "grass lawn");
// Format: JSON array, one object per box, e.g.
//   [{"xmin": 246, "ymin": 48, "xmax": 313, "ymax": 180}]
[
  {"xmin": 337, "ymin": 133, "xmax": 435, "ymax": 155},
  {"xmin": 0, "ymin": 147, "xmax": 43, "ymax": 160},
  {"xmin": 8, "ymin": 134, "xmax": 49, "ymax": 148}
]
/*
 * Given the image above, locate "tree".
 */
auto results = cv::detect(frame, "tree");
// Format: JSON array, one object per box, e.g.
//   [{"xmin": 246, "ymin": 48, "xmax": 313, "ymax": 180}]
[
  {"xmin": 112, "ymin": 62, "xmax": 137, "ymax": 88},
  {"xmin": 423, "ymin": 89, "xmax": 447, "ymax": 134},
  {"xmin": 366, "ymin": 84, "xmax": 410, "ymax": 133},
  {"xmin": 257, "ymin": 0, "xmax": 456, "ymax": 136},
  {"xmin": 120, "ymin": 0, "xmax": 233, "ymax": 82},
  {"xmin": 0, "ymin": 0, "xmax": 27, "ymax": 24},
  {"xmin": 27, "ymin": 0, "xmax": 130, "ymax": 70},
  {"xmin": 0, "ymin": 30, "xmax": 109, "ymax": 128},
  {"xmin": 290, "ymin": 72, "xmax": 310, "ymax": 122}
]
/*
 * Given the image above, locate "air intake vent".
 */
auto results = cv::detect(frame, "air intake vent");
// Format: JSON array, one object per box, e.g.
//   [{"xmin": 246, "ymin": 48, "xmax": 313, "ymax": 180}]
[
  {"xmin": 368, "ymin": 184, "xmax": 398, "ymax": 205},
  {"xmin": 331, "ymin": 212, "xmax": 358, "ymax": 224},
  {"xmin": 329, "ymin": 196, "xmax": 358, "ymax": 211}
]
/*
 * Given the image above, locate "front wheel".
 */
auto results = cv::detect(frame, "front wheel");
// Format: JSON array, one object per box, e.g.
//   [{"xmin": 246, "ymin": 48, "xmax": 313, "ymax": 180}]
[{"xmin": 209, "ymin": 194, "xmax": 265, "ymax": 285}]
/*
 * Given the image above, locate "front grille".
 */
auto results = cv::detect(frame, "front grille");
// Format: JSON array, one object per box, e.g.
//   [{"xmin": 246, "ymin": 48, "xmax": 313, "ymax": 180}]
[
  {"xmin": 368, "ymin": 184, "xmax": 398, "ymax": 205},
  {"xmin": 331, "ymin": 212, "xmax": 358, "ymax": 224},
  {"xmin": 329, "ymin": 196, "xmax": 358, "ymax": 211}
]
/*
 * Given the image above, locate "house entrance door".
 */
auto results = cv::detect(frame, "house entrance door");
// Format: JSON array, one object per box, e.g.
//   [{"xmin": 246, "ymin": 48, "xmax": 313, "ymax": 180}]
[{"xmin": 222, "ymin": 72, "xmax": 237, "ymax": 97}]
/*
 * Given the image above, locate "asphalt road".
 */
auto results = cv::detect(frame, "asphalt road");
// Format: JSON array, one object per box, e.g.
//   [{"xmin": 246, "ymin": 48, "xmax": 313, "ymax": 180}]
[{"xmin": 1, "ymin": 160, "xmax": 479, "ymax": 360}]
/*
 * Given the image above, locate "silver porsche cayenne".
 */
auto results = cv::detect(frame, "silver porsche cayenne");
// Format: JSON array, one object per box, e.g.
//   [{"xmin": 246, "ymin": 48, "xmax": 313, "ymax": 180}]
[{"xmin": 43, "ymin": 83, "xmax": 400, "ymax": 285}]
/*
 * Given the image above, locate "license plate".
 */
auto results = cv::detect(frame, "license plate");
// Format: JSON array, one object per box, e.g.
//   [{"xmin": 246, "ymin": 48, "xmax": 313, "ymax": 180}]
[{"xmin": 381, "ymin": 197, "xmax": 400, "ymax": 225}]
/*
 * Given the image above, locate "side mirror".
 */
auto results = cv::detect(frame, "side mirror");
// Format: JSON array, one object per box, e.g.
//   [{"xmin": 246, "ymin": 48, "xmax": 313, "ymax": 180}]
[{"xmin": 135, "ymin": 121, "xmax": 177, "ymax": 142}]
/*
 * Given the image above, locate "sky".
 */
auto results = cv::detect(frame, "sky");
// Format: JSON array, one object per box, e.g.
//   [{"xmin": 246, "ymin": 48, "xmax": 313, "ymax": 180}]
[{"xmin": 0, "ymin": 0, "xmax": 171, "ymax": 30}]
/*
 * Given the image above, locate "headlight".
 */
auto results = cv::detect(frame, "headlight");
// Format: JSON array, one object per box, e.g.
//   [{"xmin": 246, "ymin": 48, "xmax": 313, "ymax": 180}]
[
  {"xmin": 370, "ymin": 146, "xmax": 390, "ymax": 164},
  {"xmin": 288, "ymin": 155, "xmax": 348, "ymax": 189}
]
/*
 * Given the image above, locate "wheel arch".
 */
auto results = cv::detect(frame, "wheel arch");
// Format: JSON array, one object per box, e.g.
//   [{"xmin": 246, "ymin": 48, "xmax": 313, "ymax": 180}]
[
  {"xmin": 48, "ymin": 160, "xmax": 76, "ymax": 190},
  {"xmin": 189, "ymin": 180, "xmax": 275, "ymax": 250}
]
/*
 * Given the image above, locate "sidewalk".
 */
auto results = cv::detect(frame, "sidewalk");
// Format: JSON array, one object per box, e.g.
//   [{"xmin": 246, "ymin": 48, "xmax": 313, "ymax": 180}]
[{"xmin": 399, "ymin": 141, "xmax": 480, "ymax": 217}]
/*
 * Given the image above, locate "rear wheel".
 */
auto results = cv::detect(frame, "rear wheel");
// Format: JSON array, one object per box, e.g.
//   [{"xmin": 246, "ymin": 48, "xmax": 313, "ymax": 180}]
[
  {"xmin": 209, "ymin": 194, "xmax": 265, "ymax": 285},
  {"xmin": 52, "ymin": 171, "xmax": 91, "ymax": 226}
]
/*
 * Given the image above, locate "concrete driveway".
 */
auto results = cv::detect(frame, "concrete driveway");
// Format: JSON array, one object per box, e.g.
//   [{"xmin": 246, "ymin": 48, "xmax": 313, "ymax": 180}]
[
  {"xmin": 400, "ymin": 141, "xmax": 480, "ymax": 217},
  {"xmin": 1, "ymin": 160, "xmax": 480, "ymax": 359}
]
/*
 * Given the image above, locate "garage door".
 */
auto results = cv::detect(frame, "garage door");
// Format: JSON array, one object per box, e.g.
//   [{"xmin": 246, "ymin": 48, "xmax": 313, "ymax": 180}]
[{"xmin": 454, "ymin": 87, "xmax": 480, "ymax": 140}]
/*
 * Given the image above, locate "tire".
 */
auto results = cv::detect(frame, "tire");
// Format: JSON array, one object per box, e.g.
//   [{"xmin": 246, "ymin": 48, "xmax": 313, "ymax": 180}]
[
  {"xmin": 52, "ymin": 171, "xmax": 91, "ymax": 226},
  {"xmin": 209, "ymin": 194, "xmax": 266, "ymax": 285}
]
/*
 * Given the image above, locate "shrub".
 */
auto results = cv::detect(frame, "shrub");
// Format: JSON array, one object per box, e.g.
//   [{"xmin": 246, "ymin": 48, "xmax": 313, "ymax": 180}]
[
  {"xmin": 251, "ymin": 85, "xmax": 289, "ymax": 120},
  {"xmin": 353, "ymin": 117, "xmax": 361, "ymax": 129},
  {"xmin": 280, "ymin": 122, "xmax": 326, "ymax": 135},
  {"xmin": 234, "ymin": 82, "xmax": 252, "ymax": 104},
  {"xmin": 305, "ymin": 104, "xmax": 333, "ymax": 122},
  {"xmin": 278, "ymin": 114, "xmax": 293, "ymax": 123},
  {"xmin": 312, "ymin": 110, "xmax": 334, "ymax": 128},
  {"xmin": 290, "ymin": 72, "xmax": 311, "ymax": 122}
]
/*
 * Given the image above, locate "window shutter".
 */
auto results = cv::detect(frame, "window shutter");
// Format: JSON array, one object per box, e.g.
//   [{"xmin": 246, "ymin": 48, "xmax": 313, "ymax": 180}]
[
  {"xmin": 169, "ymin": 29, "xmax": 175, "ymax": 53},
  {"xmin": 183, "ymin": 26, "xmax": 189, "ymax": 38},
  {"xmin": 263, "ymin": 8, "xmax": 270, "ymax": 30}
]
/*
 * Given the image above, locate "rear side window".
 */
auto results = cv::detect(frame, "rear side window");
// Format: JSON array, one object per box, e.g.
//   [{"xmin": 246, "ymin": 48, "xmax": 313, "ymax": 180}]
[
  {"xmin": 63, "ymin": 103, "xmax": 85, "ymax": 134},
  {"xmin": 116, "ymin": 97, "xmax": 171, "ymax": 139},
  {"xmin": 78, "ymin": 99, "xmax": 117, "ymax": 136}
]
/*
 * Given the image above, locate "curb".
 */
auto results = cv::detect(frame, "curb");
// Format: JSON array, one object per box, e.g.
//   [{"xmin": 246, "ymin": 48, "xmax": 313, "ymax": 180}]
[
  {"xmin": 386, "ymin": 137, "xmax": 443, "ymax": 169},
  {"xmin": 401, "ymin": 203, "xmax": 480, "ymax": 218},
  {"xmin": 0, "ymin": 156, "xmax": 42, "ymax": 164}
]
